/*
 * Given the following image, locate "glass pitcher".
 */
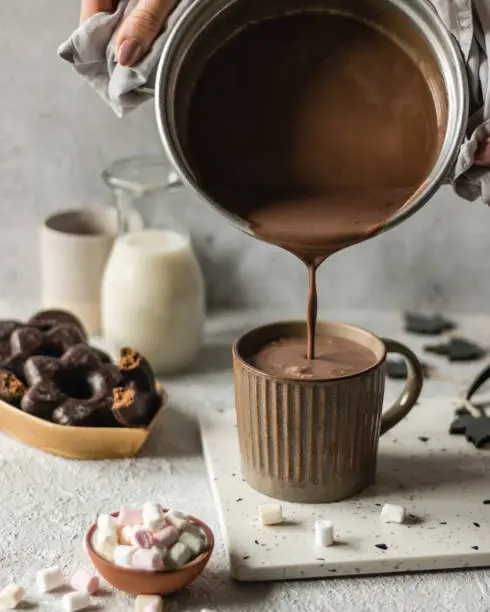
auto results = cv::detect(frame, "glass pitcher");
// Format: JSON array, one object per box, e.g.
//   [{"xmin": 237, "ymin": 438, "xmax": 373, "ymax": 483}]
[{"xmin": 101, "ymin": 156, "xmax": 205, "ymax": 375}]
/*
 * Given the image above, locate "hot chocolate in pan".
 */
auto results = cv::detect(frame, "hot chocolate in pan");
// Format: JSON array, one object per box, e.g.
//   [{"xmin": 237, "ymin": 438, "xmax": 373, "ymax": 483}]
[{"xmin": 188, "ymin": 12, "xmax": 441, "ymax": 371}]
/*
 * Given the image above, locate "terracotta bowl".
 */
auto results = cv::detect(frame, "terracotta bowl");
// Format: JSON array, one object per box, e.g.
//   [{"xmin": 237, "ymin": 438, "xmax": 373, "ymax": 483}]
[
  {"xmin": 0, "ymin": 391, "xmax": 166, "ymax": 460},
  {"xmin": 86, "ymin": 511, "xmax": 214, "ymax": 595}
]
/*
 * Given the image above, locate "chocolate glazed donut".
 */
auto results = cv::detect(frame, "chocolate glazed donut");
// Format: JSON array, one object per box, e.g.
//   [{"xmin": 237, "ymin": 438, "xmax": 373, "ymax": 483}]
[
  {"xmin": 27, "ymin": 309, "xmax": 88, "ymax": 340},
  {"xmin": 0, "ymin": 322, "xmax": 87, "ymax": 382},
  {"xmin": 112, "ymin": 348, "xmax": 162, "ymax": 427},
  {"xmin": 21, "ymin": 345, "xmax": 121, "ymax": 427},
  {"xmin": 0, "ymin": 310, "xmax": 87, "ymax": 381}
]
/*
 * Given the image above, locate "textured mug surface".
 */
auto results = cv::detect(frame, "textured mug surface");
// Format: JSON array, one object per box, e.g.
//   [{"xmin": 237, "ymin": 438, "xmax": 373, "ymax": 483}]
[{"xmin": 233, "ymin": 321, "xmax": 423, "ymax": 503}]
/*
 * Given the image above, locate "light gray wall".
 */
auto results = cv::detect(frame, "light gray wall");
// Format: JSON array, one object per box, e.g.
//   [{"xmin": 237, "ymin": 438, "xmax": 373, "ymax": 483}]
[{"xmin": 2, "ymin": 1, "xmax": 490, "ymax": 312}]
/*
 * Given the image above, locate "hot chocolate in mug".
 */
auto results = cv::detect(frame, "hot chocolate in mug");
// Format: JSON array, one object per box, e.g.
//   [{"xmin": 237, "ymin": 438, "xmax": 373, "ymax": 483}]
[{"xmin": 233, "ymin": 321, "xmax": 423, "ymax": 503}]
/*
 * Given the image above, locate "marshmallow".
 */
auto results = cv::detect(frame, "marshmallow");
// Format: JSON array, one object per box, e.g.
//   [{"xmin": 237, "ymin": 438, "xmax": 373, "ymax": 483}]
[
  {"xmin": 118, "ymin": 506, "xmax": 144, "ymax": 526},
  {"xmin": 62, "ymin": 592, "xmax": 91, "ymax": 612},
  {"xmin": 179, "ymin": 531, "xmax": 205, "ymax": 556},
  {"xmin": 37, "ymin": 566, "xmax": 64, "ymax": 592},
  {"xmin": 120, "ymin": 525, "xmax": 136, "ymax": 546},
  {"xmin": 132, "ymin": 527, "xmax": 155, "ymax": 549},
  {"xmin": 380, "ymin": 504, "xmax": 406, "ymax": 524},
  {"xmin": 0, "ymin": 583, "xmax": 24, "ymax": 609},
  {"xmin": 93, "ymin": 513, "xmax": 118, "ymax": 561},
  {"xmin": 314, "ymin": 520, "xmax": 334, "ymax": 547},
  {"xmin": 188, "ymin": 524, "xmax": 207, "ymax": 539},
  {"xmin": 153, "ymin": 525, "xmax": 179, "ymax": 550},
  {"xmin": 258, "ymin": 504, "xmax": 283, "ymax": 526},
  {"xmin": 143, "ymin": 605, "xmax": 163, "ymax": 612},
  {"xmin": 166, "ymin": 542, "xmax": 192, "ymax": 569},
  {"xmin": 120, "ymin": 525, "xmax": 154, "ymax": 548},
  {"xmin": 92, "ymin": 533, "xmax": 115, "ymax": 562},
  {"xmin": 153, "ymin": 545, "xmax": 168, "ymax": 560},
  {"xmin": 164, "ymin": 510, "xmax": 189, "ymax": 531},
  {"xmin": 143, "ymin": 502, "xmax": 166, "ymax": 531},
  {"xmin": 97, "ymin": 513, "xmax": 118, "ymax": 544},
  {"xmin": 132, "ymin": 547, "xmax": 164, "ymax": 571},
  {"xmin": 114, "ymin": 545, "xmax": 138, "ymax": 568},
  {"xmin": 135, "ymin": 594, "xmax": 163, "ymax": 612},
  {"xmin": 70, "ymin": 568, "xmax": 99, "ymax": 595}
]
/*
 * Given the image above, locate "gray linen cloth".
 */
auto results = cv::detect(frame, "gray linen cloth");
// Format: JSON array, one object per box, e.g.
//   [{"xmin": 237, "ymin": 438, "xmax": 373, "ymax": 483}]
[
  {"xmin": 58, "ymin": 0, "xmax": 186, "ymax": 117},
  {"xmin": 58, "ymin": 0, "xmax": 490, "ymax": 203}
]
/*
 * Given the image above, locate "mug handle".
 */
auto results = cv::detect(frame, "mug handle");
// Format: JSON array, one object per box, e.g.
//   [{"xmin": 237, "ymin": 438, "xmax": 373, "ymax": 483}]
[{"xmin": 379, "ymin": 338, "xmax": 424, "ymax": 436}]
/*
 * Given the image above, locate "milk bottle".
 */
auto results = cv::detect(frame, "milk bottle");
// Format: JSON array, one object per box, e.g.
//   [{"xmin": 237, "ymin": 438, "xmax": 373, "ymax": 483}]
[
  {"xmin": 102, "ymin": 229, "xmax": 205, "ymax": 374},
  {"xmin": 101, "ymin": 157, "xmax": 205, "ymax": 374}
]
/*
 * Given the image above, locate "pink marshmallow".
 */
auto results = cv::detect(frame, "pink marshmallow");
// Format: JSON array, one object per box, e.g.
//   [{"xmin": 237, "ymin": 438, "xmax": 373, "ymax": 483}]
[
  {"xmin": 117, "ymin": 506, "xmax": 144, "ymax": 526},
  {"xmin": 132, "ymin": 549, "xmax": 164, "ymax": 571},
  {"xmin": 143, "ymin": 605, "xmax": 161, "ymax": 612},
  {"xmin": 153, "ymin": 526, "xmax": 179, "ymax": 550},
  {"xmin": 133, "ymin": 528, "xmax": 154, "ymax": 549},
  {"xmin": 70, "ymin": 568, "xmax": 99, "ymax": 595}
]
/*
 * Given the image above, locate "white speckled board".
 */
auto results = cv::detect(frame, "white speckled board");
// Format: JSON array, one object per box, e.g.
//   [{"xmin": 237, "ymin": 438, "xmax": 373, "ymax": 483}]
[{"xmin": 200, "ymin": 398, "xmax": 490, "ymax": 581}]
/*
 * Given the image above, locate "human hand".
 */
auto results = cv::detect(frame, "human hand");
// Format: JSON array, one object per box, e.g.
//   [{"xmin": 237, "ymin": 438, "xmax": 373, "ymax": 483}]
[
  {"xmin": 475, "ymin": 138, "xmax": 490, "ymax": 167},
  {"xmin": 80, "ymin": 0, "xmax": 177, "ymax": 66}
]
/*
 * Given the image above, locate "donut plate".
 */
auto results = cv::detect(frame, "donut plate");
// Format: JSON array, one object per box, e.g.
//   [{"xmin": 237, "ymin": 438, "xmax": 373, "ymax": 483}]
[{"xmin": 0, "ymin": 390, "xmax": 166, "ymax": 459}]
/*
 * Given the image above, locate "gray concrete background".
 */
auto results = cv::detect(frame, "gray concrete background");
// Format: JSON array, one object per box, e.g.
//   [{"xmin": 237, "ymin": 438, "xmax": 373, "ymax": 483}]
[{"xmin": 2, "ymin": 1, "xmax": 490, "ymax": 312}]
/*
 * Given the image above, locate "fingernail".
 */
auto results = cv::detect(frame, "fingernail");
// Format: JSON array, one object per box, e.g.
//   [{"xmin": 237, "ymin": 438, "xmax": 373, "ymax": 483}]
[{"xmin": 118, "ymin": 39, "xmax": 142, "ymax": 66}]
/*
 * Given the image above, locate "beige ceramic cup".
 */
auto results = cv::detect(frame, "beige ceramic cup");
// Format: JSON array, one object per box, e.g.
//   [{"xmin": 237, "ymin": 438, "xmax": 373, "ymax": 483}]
[
  {"xmin": 233, "ymin": 321, "xmax": 424, "ymax": 503},
  {"xmin": 41, "ymin": 209, "xmax": 118, "ymax": 336}
]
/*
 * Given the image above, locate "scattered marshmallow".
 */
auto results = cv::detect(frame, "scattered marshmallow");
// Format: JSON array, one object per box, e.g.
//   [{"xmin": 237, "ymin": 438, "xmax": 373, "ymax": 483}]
[
  {"xmin": 0, "ymin": 583, "xmax": 24, "ymax": 609},
  {"xmin": 114, "ymin": 545, "xmax": 138, "ymax": 568},
  {"xmin": 314, "ymin": 520, "xmax": 334, "ymax": 547},
  {"xmin": 143, "ymin": 502, "xmax": 166, "ymax": 531},
  {"xmin": 380, "ymin": 503, "xmax": 406, "ymax": 524},
  {"xmin": 132, "ymin": 527, "xmax": 155, "ymax": 549},
  {"xmin": 118, "ymin": 506, "xmax": 144, "ymax": 526},
  {"xmin": 135, "ymin": 594, "xmax": 163, "ymax": 612},
  {"xmin": 258, "ymin": 504, "xmax": 283, "ymax": 526},
  {"xmin": 166, "ymin": 542, "xmax": 192, "ymax": 569},
  {"xmin": 143, "ymin": 605, "xmax": 163, "ymax": 612},
  {"xmin": 164, "ymin": 510, "xmax": 189, "ymax": 531},
  {"xmin": 70, "ymin": 568, "xmax": 99, "ymax": 595},
  {"xmin": 179, "ymin": 530, "xmax": 205, "ymax": 556},
  {"xmin": 36, "ymin": 566, "xmax": 64, "ymax": 593},
  {"xmin": 132, "ymin": 548, "xmax": 165, "ymax": 571},
  {"xmin": 153, "ymin": 525, "xmax": 179, "ymax": 550},
  {"xmin": 62, "ymin": 591, "xmax": 91, "ymax": 612}
]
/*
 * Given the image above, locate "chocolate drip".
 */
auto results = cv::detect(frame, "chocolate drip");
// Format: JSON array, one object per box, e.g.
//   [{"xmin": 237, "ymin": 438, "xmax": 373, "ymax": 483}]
[{"xmin": 307, "ymin": 263, "xmax": 318, "ymax": 360}]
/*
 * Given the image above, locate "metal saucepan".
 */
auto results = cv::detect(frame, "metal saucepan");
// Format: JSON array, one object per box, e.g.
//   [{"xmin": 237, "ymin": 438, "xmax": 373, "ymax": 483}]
[{"xmin": 155, "ymin": 0, "xmax": 468, "ymax": 241}]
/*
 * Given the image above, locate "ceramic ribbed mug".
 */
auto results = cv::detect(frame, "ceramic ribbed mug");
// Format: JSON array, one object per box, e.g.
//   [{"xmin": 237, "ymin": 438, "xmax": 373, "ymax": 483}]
[{"xmin": 233, "ymin": 321, "xmax": 423, "ymax": 503}]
